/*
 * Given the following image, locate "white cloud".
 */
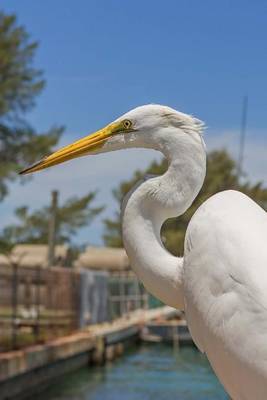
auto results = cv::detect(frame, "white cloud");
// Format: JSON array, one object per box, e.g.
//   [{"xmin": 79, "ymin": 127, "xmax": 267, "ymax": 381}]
[
  {"xmin": 206, "ymin": 128, "xmax": 267, "ymax": 184},
  {"xmin": 1, "ymin": 129, "xmax": 266, "ymax": 245},
  {"xmin": 0, "ymin": 147, "xmax": 161, "ymax": 244}
]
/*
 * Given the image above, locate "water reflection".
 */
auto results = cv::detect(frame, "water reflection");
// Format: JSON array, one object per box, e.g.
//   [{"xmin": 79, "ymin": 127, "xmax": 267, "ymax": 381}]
[{"xmin": 34, "ymin": 344, "xmax": 227, "ymax": 400}]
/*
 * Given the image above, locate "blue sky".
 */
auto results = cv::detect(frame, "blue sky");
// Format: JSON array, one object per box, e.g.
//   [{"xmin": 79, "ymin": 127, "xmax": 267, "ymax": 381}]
[{"xmin": 1, "ymin": 0, "xmax": 267, "ymax": 245}]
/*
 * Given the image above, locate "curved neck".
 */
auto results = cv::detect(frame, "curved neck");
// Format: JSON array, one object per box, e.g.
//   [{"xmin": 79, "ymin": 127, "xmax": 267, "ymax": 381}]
[{"xmin": 122, "ymin": 133, "xmax": 206, "ymax": 310}]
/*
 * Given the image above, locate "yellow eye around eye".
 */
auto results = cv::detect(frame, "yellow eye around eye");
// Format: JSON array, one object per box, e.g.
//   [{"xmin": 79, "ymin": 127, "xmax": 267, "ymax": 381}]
[{"xmin": 123, "ymin": 119, "xmax": 132, "ymax": 130}]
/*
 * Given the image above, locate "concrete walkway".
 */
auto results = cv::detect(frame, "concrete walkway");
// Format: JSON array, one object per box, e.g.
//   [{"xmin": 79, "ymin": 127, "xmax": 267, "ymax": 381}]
[{"xmin": 0, "ymin": 306, "xmax": 178, "ymax": 399}]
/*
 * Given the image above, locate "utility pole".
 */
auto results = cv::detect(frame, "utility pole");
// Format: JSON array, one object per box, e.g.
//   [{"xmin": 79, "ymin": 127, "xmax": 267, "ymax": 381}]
[
  {"xmin": 237, "ymin": 95, "xmax": 248, "ymax": 180},
  {"xmin": 47, "ymin": 190, "xmax": 58, "ymax": 267}
]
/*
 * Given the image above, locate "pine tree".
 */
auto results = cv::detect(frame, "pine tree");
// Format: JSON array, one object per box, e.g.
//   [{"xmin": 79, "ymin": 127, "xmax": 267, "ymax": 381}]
[
  {"xmin": 0, "ymin": 11, "xmax": 62, "ymax": 200},
  {"xmin": 103, "ymin": 150, "xmax": 267, "ymax": 255},
  {"xmin": 1, "ymin": 192, "xmax": 103, "ymax": 249}
]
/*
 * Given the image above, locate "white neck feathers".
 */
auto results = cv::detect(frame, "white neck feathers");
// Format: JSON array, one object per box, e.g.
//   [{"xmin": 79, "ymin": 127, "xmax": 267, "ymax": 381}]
[{"xmin": 122, "ymin": 130, "xmax": 206, "ymax": 310}]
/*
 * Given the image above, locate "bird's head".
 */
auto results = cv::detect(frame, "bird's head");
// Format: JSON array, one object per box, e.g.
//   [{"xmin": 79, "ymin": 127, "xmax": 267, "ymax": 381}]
[{"xmin": 19, "ymin": 104, "xmax": 205, "ymax": 175}]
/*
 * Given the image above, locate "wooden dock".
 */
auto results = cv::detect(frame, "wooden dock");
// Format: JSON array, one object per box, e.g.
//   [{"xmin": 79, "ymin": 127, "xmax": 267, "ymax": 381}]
[
  {"xmin": 0, "ymin": 306, "xmax": 185, "ymax": 400},
  {"xmin": 142, "ymin": 318, "xmax": 192, "ymax": 344}
]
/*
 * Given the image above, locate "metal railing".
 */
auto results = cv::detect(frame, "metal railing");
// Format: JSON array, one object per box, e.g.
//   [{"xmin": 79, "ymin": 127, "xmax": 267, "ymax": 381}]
[
  {"xmin": 108, "ymin": 273, "xmax": 148, "ymax": 320},
  {"xmin": 0, "ymin": 264, "xmax": 80, "ymax": 351},
  {"xmin": 0, "ymin": 265, "xmax": 150, "ymax": 352}
]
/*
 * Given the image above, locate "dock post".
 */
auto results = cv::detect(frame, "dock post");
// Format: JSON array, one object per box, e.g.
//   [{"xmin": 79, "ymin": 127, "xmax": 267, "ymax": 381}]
[{"xmin": 172, "ymin": 324, "xmax": 180, "ymax": 351}]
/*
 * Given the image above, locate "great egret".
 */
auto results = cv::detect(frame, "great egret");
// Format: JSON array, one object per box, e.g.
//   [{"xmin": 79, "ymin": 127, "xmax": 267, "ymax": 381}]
[{"xmin": 20, "ymin": 104, "xmax": 267, "ymax": 399}]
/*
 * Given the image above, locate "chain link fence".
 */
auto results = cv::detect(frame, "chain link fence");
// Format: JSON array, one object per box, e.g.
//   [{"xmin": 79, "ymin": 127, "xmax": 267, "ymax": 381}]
[{"xmin": 0, "ymin": 265, "xmax": 149, "ymax": 352}]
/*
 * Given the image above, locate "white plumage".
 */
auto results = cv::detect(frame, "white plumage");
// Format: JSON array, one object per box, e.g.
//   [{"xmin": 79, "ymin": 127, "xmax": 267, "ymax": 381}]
[
  {"xmin": 112, "ymin": 105, "xmax": 267, "ymax": 399},
  {"xmin": 22, "ymin": 104, "xmax": 267, "ymax": 399}
]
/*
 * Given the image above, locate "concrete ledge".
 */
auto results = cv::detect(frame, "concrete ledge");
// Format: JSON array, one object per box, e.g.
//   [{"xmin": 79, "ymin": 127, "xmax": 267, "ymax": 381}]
[
  {"xmin": 0, "ymin": 333, "xmax": 96, "ymax": 383},
  {"xmin": 0, "ymin": 352, "xmax": 91, "ymax": 400},
  {"xmin": 0, "ymin": 306, "xmax": 178, "ymax": 399}
]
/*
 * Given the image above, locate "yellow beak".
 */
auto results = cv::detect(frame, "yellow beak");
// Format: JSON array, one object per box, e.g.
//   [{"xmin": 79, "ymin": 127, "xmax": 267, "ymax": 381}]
[{"xmin": 19, "ymin": 121, "xmax": 122, "ymax": 175}]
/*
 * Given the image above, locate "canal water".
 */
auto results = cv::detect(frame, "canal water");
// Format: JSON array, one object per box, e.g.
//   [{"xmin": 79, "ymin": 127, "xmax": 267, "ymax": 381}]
[{"xmin": 35, "ymin": 344, "xmax": 228, "ymax": 400}]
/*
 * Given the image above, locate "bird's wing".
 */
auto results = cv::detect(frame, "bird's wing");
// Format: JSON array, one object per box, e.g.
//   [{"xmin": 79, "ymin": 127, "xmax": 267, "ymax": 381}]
[{"xmin": 183, "ymin": 190, "xmax": 267, "ymax": 362}]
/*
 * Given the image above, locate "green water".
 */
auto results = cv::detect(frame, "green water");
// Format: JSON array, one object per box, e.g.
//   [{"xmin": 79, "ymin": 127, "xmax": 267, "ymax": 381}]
[{"xmin": 35, "ymin": 344, "xmax": 228, "ymax": 400}]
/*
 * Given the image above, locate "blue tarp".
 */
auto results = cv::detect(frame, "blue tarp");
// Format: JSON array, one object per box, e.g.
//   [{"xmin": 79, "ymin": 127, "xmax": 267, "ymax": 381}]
[{"xmin": 79, "ymin": 269, "xmax": 108, "ymax": 327}]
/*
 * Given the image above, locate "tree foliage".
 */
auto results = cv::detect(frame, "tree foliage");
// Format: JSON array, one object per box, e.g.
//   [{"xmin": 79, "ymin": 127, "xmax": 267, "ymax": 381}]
[
  {"xmin": 103, "ymin": 150, "xmax": 267, "ymax": 256},
  {"xmin": 0, "ymin": 11, "xmax": 62, "ymax": 200},
  {"xmin": 0, "ymin": 192, "xmax": 103, "ymax": 250}
]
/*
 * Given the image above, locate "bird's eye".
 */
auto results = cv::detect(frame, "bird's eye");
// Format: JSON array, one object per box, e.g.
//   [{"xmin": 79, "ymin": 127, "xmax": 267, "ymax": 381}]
[{"xmin": 123, "ymin": 119, "xmax": 132, "ymax": 130}]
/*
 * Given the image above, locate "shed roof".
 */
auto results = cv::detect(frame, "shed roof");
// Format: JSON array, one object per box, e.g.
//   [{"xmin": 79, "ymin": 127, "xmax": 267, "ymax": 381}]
[
  {"xmin": 75, "ymin": 246, "xmax": 130, "ymax": 271},
  {"xmin": 0, "ymin": 244, "xmax": 69, "ymax": 268}
]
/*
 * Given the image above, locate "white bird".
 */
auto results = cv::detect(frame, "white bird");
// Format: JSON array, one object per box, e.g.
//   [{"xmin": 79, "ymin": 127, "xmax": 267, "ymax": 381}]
[{"xmin": 21, "ymin": 104, "xmax": 267, "ymax": 399}]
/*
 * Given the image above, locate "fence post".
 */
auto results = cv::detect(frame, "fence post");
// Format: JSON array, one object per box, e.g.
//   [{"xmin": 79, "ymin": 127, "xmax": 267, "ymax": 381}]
[
  {"xmin": 48, "ymin": 190, "xmax": 58, "ymax": 267},
  {"xmin": 134, "ymin": 278, "xmax": 141, "ymax": 310},
  {"xmin": 11, "ymin": 262, "xmax": 18, "ymax": 350},
  {"xmin": 34, "ymin": 266, "xmax": 41, "ymax": 343},
  {"xmin": 119, "ymin": 274, "xmax": 125, "ymax": 316}
]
